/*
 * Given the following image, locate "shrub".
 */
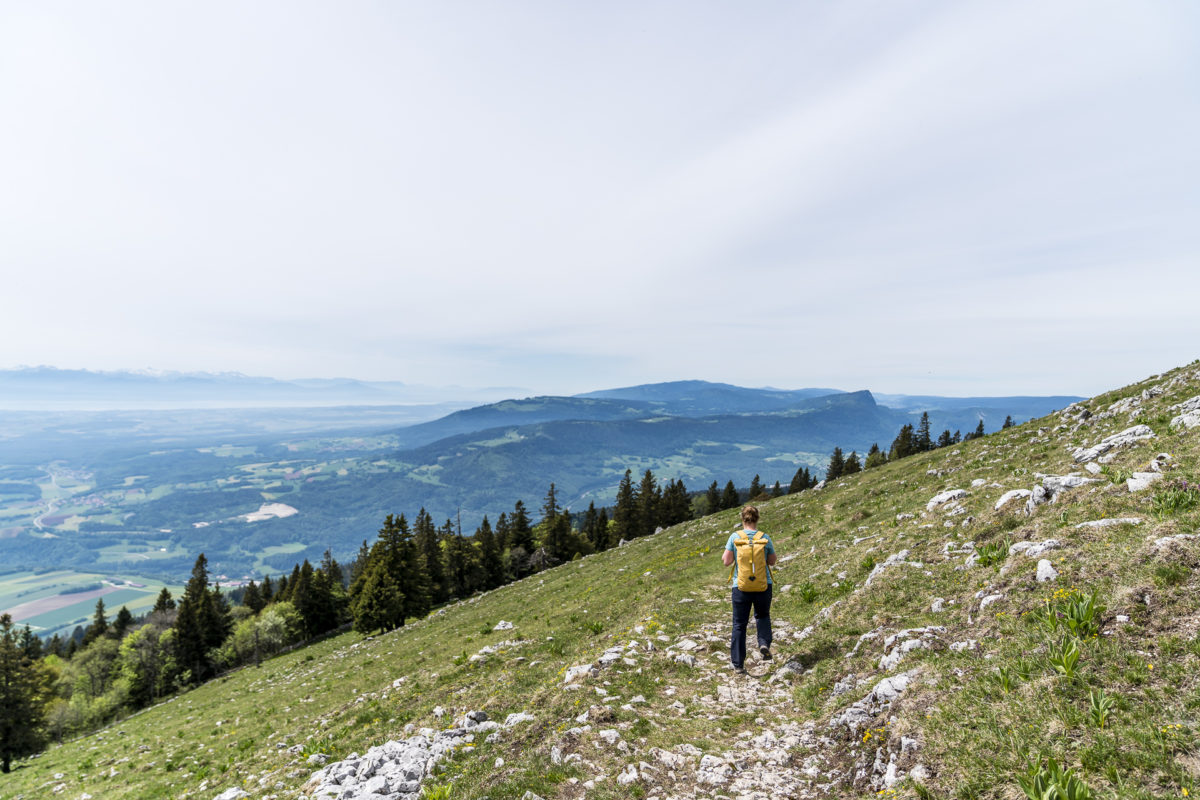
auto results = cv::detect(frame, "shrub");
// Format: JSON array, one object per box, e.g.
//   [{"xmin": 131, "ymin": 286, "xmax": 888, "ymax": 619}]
[{"xmin": 797, "ymin": 582, "xmax": 818, "ymax": 603}]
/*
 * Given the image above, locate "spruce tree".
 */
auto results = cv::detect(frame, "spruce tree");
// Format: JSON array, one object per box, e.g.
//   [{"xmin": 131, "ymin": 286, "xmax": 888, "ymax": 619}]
[
  {"xmin": 352, "ymin": 560, "xmax": 404, "ymax": 634},
  {"xmin": 611, "ymin": 469, "xmax": 638, "ymax": 544},
  {"xmin": 937, "ymin": 429, "xmax": 953, "ymax": 448},
  {"xmin": 582, "ymin": 502, "xmax": 604, "ymax": 552},
  {"xmin": 0, "ymin": 614, "xmax": 49, "ymax": 773},
  {"xmin": 414, "ymin": 509, "xmax": 448, "ymax": 604},
  {"xmin": 1003, "ymin": 415, "xmax": 1014, "ymax": 429},
  {"xmin": 720, "ymin": 480, "xmax": 740, "ymax": 510},
  {"xmin": 788, "ymin": 467, "xmax": 807, "ymax": 494},
  {"xmin": 659, "ymin": 479, "xmax": 691, "ymax": 526},
  {"xmin": 889, "ymin": 424, "xmax": 915, "ymax": 460},
  {"xmin": 864, "ymin": 443, "xmax": 887, "ymax": 470},
  {"xmin": 243, "ymin": 581, "xmax": 265, "ymax": 614},
  {"xmin": 637, "ymin": 469, "xmax": 659, "ymax": 536},
  {"xmin": 507, "ymin": 502, "xmax": 534, "ymax": 555},
  {"xmin": 260, "ymin": 575, "xmax": 274, "ymax": 604},
  {"xmin": 113, "ymin": 606, "xmax": 134, "ymax": 639},
  {"xmin": 843, "ymin": 451, "xmax": 862, "ymax": 475},
  {"xmin": 82, "ymin": 598, "xmax": 109, "ymax": 646},
  {"xmin": 915, "ymin": 412, "xmax": 933, "ymax": 452},
  {"xmin": 705, "ymin": 481, "xmax": 721, "ymax": 515},
  {"xmin": 748, "ymin": 474, "xmax": 763, "ymax": 500},
  {"xmin": 474, "ymin": 516, "xmax": 504, "ymax": 590},
  {"xmin": 771, "ymin": 481, "xmax": 782, "ymax": 498},
  {"xmin": 152, "ymin": 587, "xmax": 175, "ymax": 614},
  {"xmin": 826, "ymin": 447, "xmax": 846, "ymax": 481}
]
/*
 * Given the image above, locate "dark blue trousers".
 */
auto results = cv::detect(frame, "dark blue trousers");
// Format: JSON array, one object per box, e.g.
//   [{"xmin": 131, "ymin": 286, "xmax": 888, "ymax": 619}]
[{"xmin": 730, "ymin": 585, "xmax": 772, "ymax": 668}]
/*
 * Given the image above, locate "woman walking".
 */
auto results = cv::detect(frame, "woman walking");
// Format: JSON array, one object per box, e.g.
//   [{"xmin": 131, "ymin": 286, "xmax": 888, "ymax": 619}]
[{"xmin": 722, "ymin": 505, "xmax": 777, "ymax": 675}]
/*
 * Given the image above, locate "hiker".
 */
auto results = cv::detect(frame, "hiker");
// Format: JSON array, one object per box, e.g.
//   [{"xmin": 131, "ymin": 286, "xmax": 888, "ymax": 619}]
[{"xmin": 722, "ymin": 505, "xmax": 777, "ymax": 675}]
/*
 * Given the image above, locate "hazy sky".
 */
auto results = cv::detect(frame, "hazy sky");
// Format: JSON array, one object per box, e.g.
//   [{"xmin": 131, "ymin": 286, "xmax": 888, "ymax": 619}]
[{"xmin": 2, "ymin": 2, "xmax": 1198, "ymax": 397}]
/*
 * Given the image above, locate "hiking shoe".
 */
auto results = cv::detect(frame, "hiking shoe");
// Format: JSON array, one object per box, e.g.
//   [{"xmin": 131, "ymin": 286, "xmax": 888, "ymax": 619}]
[
  {"xmin": 730, "ymin": 664, "xmax": 747, "ymax": 675},
  {"xmin": 759, "ymin": 645, "xmax": 772, "ymax": 661}
]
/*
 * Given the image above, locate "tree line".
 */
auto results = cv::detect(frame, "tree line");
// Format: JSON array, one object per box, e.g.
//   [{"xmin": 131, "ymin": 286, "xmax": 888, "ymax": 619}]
[{"xmin": 824, "ymin": 412, "xmax": 1013, "ymax": 481}]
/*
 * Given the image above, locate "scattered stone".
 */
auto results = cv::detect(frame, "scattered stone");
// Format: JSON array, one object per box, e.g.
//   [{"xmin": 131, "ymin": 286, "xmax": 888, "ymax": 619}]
[
  {"xmin": 1075, "ymin": 518, "xmax": 1142, "ymax": 529},
  {"xmin": 504, "ymin": 712, "xmax": 536, "ymax": 727},
  {"xmin": 926, "ymin": 489, "xmax": 968, "ymax": 512},
  {"xmin": 1084, "ymin": 462, "xmax": 1103, "ymax": 475},
  {"xmin": 994, "ymin": 489, "xmax": 1032, "ymax": 511},
  {"xmin": 493, "ymin": 620, "xmax": 515, "ymax": 630},
  {"xmin": 865, "ymin": 550, "xmax": 922, "ymax": 586},
  {"xmin": 1036, "ymin": 559, "xmax": 1059, "ymax": 582},
  {"xmin": 1010, "ymin": 539, "xmax": 1062, "ymax": 557},
  {"xmin": 979, "ymin": 594, "xmax": 1004, "ymax": 610},
  {"xmin": 213, "ymin": 790, "xmax": 249, "ymax": 800},
  {"xmin": 306, "ymin": 753, "xmax": 329, "ymax": 766},
  {"xmin": 674, "ymin": 653, "xmax": 697, "ymax": 667},
  {"xmin": 1127, "ymin": 472, "xmax": 1163, "ymax": 492},
  {"xmin": 1072, "ymin": 425, "xmax": 1156, "ymax": 463},
  {"xmin": 949, "ymin": 640, "xmax": 977, "ymax": 653},
  {"xmin": 970, "ymin": 478, "xmax": 987, "ymax": 488}
]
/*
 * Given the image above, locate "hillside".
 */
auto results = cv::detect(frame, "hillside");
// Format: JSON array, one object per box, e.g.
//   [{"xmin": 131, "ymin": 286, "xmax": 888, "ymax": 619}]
[{"xmin": 3, "ymin": 360, "xmax": 1197, "ymax": 799}]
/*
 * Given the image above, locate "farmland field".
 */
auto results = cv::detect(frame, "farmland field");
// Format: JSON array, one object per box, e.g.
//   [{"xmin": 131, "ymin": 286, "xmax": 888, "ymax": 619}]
[{"xmin": 0, "ymin": 570, "xmax": 186, "ymax": 636}]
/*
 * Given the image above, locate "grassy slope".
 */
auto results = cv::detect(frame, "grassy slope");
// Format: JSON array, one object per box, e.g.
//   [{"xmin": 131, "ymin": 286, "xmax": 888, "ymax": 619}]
[{"xmin": 4, "ymin": 362, "xmax": 1200, "ymax": 799}]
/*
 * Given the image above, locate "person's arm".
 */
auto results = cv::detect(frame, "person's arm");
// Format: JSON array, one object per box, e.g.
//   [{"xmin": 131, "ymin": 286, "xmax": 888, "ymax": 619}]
[
  {"xmin": 766, "ymin": 536, "xmax": 777, "ymax": 566},
  {"xmin": 722, "ymin": 549, "xmax": 735, "ymax": 567},
  {"xmin": 767, "ymin": 552, "xmax": 777, "ymax": 566}
]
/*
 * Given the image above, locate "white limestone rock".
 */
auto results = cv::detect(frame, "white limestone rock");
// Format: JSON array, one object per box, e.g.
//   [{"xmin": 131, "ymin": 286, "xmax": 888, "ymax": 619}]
[
  {"xmin": 1072, "ymin": 424, "xmax": 1156, "ymax": 463},
  {"xmin": 927, "ymin": 489, "xmax": 968, "ymax": 512},
  {"xmin": 994, "ymin": 489, "xmax": 1032, "ymax": 511},
  {"xmin": 1009, "ymin": 539, "xmax": 1062, "ymax": 557},
  {"xmin": 1127, "ymin": 472, "xmax": 1163, "ymax": 492},
  {"xmin": 1074, "ymin": 518, "xmax": 1142, "ymax": 529},
  {"xmin": 1036, "ymin": 559, "xmax": 1059, "ymax": 582}
]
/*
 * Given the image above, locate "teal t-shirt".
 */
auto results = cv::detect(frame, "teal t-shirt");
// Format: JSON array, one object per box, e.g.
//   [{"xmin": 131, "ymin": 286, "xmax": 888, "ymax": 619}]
[{"xmin": 725, "ymin": 529, "xmax": 776, "ymax": 585}]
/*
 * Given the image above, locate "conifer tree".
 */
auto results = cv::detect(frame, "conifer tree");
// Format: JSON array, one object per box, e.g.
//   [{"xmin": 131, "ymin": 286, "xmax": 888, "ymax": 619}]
[
  {"xmin": 637, "ymin": 469, "xmax": 660, "ymax": 536},
  {"xmin": 788, "ymin": 467, "xmax": 807, "ymax": 494},
  {"xmin": 611, "ymin": 469, "xmax": 638, "ymax": 544},
  {"xmin": 720, "ymin": 480, "xmax": 740, "ymax": 510},
  {"xmin": 826, "ymin": 447, "xmax": 846, "ymax": 481},
  {"xmin": 494, "ymin": 512, "xmax": 511, "ymax": 553},
  {"xmin": 152, "ymin": 587, "xmax": 175, "ymax": 614},
  {"xmin": 659, "ymin": 478, "xmax": 691, "ymax": 526},
  {"xmin": 1003, "ymin": 415, "xmax": 1014, "ymax": 429},
  {"xmin": 82, "ymin": 599, "xmax": 109, "ymax": 646},
  {"xmin": 0, "ymin": 614, "xmax": 49, "ymax": 773},
  {"xmin": 748, "ymin": 474, "xmax": 763, "ymax": 499},
  {"xmin": 889, "ymin": 424, "xmax": 916, "ymax": 460},
  {"xmin": 952, "ymin": 430, "xmax": 962, "ymax": 444},
  {"xmin": 581, "ymin": 502, "xmax": 604, "ymax": 552},
  {"xmin": 243, "ymin": 581, "xmax": 265, "ymax": 614},
  {"xmin": 705, "ymin": 481, "xmax": 722, "ymax": 514},
  {"xmin": 414, "ymin": 509, "xmax": 449, "ymax": 604},
  {"xmin": 113, "ymin": 605, "xmax": 134, "ymax": 639},
  {"xmin": 843, "ymin": 451, "xmax": 862, "ymax": 475},
  {"xmin": 352, "ymin": 560, "xmax": 404, "ymax": 634},
  {"xmin": 937, "ymin": 429, "xmax": 953, "ymax": 448},
  {"xmin": 864, "ymin": 443, "xmax": 887, "ymax": 470},
  {"xmin": 507, "ymin": 501, "xmax": 534, "ymax": 555},
  {"xmin": 771, "ymin": 481, "xmax": 782, "ymax": 497},
  {"xmin": 915, "ymin": 412, "xmax": 933, "ymax": 452},
  {"xmin": 474, "ymin": 516, "xmax": 504, "ymax": 590},
  {"xmin": 971, "ymin": 419, "xmax": 986, "ymax": 439},
  {"xmin": 19, "ymin": 626, "xmax": 42, "ymax": 660}
]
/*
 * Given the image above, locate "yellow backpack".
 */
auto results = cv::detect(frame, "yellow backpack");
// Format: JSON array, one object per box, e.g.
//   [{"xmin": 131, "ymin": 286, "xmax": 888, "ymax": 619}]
[{"xmin": 727, "ymin": 530, "xmax": 770, "ymax": 592}]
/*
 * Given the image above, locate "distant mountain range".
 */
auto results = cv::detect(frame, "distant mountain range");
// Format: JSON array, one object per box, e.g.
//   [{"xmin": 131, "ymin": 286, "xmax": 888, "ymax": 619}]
[
  {"xmin": 0, "ymin": 374, "xmax": 1084, "ymax": 580},
  {"xmin": 0, "ymin": 366, "xmax": 523, "ymax": 409}
]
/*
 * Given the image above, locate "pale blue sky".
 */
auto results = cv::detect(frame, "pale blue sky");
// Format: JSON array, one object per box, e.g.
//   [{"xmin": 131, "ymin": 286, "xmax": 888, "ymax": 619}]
[{"xmin": 2, "ymin": 1, "xmax": 1198, "ymax": 397}]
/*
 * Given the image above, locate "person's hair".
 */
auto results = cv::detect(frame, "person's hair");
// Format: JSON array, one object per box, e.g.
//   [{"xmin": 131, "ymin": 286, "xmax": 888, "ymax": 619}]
[{"xmin": 741, "ymin": 505, "xmax": 759, "ymax": 527}]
